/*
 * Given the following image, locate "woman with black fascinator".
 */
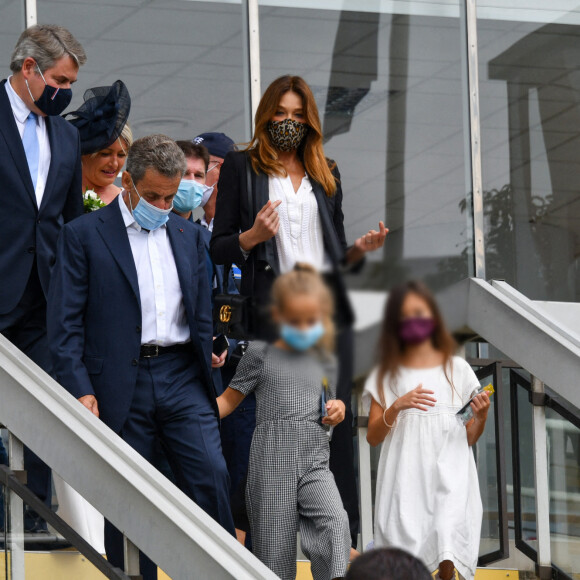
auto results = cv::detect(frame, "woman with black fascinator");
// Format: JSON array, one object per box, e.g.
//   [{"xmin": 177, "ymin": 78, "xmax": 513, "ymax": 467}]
[{"xmin": 66, "ymin": 79, "xmax": 132, "ymax": 208}]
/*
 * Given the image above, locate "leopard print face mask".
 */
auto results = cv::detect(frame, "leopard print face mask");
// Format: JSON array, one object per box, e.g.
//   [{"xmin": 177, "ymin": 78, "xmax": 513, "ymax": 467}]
[{"xmin": 267, "ymin": 119, "xmax": 308, "ymax": 151}]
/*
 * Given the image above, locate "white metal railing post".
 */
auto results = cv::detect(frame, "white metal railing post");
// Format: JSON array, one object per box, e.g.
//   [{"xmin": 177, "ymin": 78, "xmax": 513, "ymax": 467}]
[
  {"xmin": 357, "ymin": 392, "xmax": 373, "ymax": 551},
  {"xmin": 124, "ymin": 534, "xmax": 141, "ymax": 579},
  {"xmin": 23, "ymin": 0, "xmax": 36, "ymax": 28},
  {"xmin": 530, "ymin": 376, "xmax": 552, "ymax": 579},
  {"xmin": 8, "ymin": 432, "xmax": 25, "ymax": 580},
  {"xmin": 462, "ymin": 0, "xmax": 486, "ymax": 280},
  {"xmin": 241, "ymin": 0, "xmax": 261, "ymax": 140}
]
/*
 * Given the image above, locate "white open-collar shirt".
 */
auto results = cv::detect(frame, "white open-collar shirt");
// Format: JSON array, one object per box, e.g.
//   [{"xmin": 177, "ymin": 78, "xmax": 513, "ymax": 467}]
[
  {"xmin": 5, "ymin": 77, "xmax": 51, "ymax": 207},
  {"xmin": 118, "ymin": 193, "xmax": 190, "ymax": 346},
  {"xmin": 269, "ymin": 173, "xmax": 330, "ymax": 273}
]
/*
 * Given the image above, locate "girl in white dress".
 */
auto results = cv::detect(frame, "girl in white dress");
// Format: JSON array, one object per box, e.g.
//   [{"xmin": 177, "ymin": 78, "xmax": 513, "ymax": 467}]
[{"xmin": 364, "ymin": 281, "xmax": 490, "ymax": 580}]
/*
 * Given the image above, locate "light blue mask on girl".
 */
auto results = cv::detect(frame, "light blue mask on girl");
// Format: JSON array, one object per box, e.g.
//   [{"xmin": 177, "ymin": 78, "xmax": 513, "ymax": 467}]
[
  {"xmin": 173, "ymin": 179, "xmax": 205, "ymax": 213},
  {"xmin": 129, "ymin": 176, "xmax": 172, "ymax": 231},
  {"xmin": 280, "ymin": 321, "xmax": 324, "ymax": 351}
]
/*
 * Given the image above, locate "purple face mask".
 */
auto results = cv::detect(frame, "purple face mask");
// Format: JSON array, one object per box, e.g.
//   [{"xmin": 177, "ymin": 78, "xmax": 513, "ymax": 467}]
[{"xmin": 399, "ymin": 317, "xmax": 436, "ymax": 345}]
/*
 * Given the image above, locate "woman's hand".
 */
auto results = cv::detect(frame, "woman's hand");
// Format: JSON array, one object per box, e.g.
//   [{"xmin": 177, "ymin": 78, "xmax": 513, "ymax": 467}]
[
  {"xmin": 212, "ymin": 350, "xmax": 227, "ymax": 369},
  {"xmin": 470, "ymin": 392, "xmax": 490, "ymax": 422},
  {"xmin": 393, "ymin": 383, "xmax": 436, "ymax": 412},
  {"xmin": 322, "ymin": 399, "xmax": 345, "ymax": 426},
  {"xmin": 354, "ymin": 221, "xmax": 388, "ymax": 254},
  {"xmin": 239, "ymin": 200, "xmax": 282, "ymax": 252}
]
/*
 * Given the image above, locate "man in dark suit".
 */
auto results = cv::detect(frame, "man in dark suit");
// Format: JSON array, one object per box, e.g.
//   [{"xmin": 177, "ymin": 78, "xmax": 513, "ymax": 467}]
[
  {"xmin": 0, "ymin": 24, "xmax": 86, "ymax": 532},
  {"xmin": 48, "ymin": 135, "xmax": 235, "ymax": 579}
]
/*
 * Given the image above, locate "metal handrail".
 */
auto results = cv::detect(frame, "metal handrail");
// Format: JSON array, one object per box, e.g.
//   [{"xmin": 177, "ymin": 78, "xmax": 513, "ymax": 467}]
[
  {"xmin": 0, "ymin": 333, "xmax": 278, "ymax": 580},
  {"xmin": 0, "ymin": 464, "xmax": 129, "ymax": 579},
  {"xmin": 438, "ymin": 278, "xmax": 580, "ymax": 410}
]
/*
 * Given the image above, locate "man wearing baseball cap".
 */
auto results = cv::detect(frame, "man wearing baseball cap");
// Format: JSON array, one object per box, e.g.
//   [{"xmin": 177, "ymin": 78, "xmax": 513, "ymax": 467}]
[{"xmin": 192, "ymin": 132, "xmax": 236, "ymax": 231}]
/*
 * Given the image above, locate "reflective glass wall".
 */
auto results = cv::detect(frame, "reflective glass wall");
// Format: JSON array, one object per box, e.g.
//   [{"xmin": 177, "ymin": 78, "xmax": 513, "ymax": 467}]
[
  {"xmin": 0, "ymin": 1, "xmax": 24, "ymax": 74},
  {"xmin": 478, "ymin": 2, "xmax": 580, "ymax": 301},
  {"xmin": 260, "ymin": 1, "xmax": 474, "ymax": 292},
  {"xmin": 34, "ymin": 0, "xmax": 248, "ymax": 142}
]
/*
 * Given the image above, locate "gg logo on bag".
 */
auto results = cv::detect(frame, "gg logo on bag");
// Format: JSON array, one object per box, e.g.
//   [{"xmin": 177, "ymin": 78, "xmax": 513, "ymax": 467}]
[{"xmin": 219, "ymin": 305, "xmax": 232, "ymax": 323}]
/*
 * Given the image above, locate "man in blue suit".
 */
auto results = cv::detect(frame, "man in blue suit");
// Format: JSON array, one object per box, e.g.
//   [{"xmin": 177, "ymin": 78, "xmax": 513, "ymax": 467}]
[
  {"xmin": 48, "ymin": 135, "xmax": 235, "ymax": 578},
  {"xmin": 0, "ymin": 24, "xmax": 86, "ymax": 532}
]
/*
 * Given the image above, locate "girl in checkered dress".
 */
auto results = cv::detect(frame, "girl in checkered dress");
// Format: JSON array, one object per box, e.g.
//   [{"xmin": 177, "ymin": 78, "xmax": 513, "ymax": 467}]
[{"xmin": 217, "ymin": 264, "xmax": 351, "ymax": 580}]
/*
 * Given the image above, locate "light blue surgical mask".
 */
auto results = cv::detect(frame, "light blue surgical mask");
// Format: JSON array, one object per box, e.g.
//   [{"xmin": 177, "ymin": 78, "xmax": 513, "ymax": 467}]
[
  {"xmin": 280, "ymin": 321, "xmax": 324, "ymax": 352},
  {"xmin": 128, "ymin": 177, "xmax": 172, "ymax": 231},
  {"xmin": 173, "ymin": 179, "xmax": 205, "ymax": 214}
]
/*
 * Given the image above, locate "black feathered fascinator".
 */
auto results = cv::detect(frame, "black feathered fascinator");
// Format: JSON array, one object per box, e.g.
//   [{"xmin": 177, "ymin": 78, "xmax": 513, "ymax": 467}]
[{"xmin": 66, "ymin": 80, "xmax": 131, "ymax": 155}]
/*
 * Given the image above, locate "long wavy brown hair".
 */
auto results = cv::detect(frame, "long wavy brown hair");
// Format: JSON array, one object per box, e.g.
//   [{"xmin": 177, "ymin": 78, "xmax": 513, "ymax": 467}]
[
  {"xmin": 244, "ymin": 75, "xmax": 337, "ymax": 197},
  {"xmin": 376, "ymin": 281, "xmax": 457, "ymax": 408}
]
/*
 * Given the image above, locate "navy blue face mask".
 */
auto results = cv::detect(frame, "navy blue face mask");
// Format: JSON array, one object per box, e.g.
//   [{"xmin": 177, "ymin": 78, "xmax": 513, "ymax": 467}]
[{"xmin": 25, "ymin": 65, "xmax": 72, "ymax": 116}]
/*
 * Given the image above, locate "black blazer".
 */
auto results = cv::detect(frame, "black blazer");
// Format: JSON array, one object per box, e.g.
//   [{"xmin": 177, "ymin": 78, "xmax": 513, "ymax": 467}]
[
  {"xmin": 0, "ymin": 79, "xmax": 83, "ymax": 315},
  {"xmin": 210, "ymin": 150, "xmax": 354, "ymax": 327}
]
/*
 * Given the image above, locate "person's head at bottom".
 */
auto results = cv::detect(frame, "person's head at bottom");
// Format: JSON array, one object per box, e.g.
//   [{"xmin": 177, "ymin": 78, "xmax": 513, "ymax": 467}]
[
  {"xmin": 121, "ymin": 134, "xmax": 186, "ymax": 231},
  {"xmin": 345, "ymin": 548, "xmax": 432, "ymax": 580}
]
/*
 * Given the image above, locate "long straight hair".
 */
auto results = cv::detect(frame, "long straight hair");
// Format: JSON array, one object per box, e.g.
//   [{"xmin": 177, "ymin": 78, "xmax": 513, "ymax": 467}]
[
  {"xmin": 244, "ymin": 75, "xmax": 338, "ymax": 197},
  {"xmin": 376, "ymin": 281, "xmax": 457, "ymax": 408}
]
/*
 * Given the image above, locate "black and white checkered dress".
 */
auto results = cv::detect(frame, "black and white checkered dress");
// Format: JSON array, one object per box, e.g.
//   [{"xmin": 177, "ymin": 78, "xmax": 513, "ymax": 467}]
[{"xmin": 229, "ymin": 341, "xmax": 350, "ymax": 580}]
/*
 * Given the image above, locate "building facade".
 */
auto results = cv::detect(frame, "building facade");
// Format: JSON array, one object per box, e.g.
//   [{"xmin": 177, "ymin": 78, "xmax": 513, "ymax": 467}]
[{"xmin": 2, "ymin": 0, "xmax": 578, "ymax": 302}]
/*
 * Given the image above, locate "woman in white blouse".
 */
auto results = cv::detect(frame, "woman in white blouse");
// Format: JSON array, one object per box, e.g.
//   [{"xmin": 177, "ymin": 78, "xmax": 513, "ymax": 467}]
[{"xmin": 211, "ymin": 75, "xmax": 387, "ymax": 553}]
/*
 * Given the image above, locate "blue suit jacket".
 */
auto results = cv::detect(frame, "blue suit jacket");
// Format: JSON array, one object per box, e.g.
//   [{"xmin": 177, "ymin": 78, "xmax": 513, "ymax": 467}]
[
  {"xmin": 0, "ymin": 79, "xmax": 83, "ymax": 315},
  {"xmin": 194, "ymin": 221, "xmax": 238, "ymax": 298},
  {"xmin": 195, "ymin": 223, "xmax": 238, "ymax": 394},
  {"xmin": 47, "ymin": 201, "xmax": 217, "ymax": 433}
]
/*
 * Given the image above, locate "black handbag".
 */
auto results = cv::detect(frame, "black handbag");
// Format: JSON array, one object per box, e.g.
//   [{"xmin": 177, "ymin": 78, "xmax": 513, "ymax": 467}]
[
  {"xmin": 213, "ymin": 271, "xmax": 253, "ymax": 339},
  {"xmin": 212, "ymin": 158, "xmax": 255, "ymax": 340}
]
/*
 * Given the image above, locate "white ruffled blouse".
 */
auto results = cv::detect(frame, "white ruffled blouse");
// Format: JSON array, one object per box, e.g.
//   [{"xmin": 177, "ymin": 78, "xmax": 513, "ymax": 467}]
[{"xmin": 269, "ymin": 173, "xmax": 329, "ymax": 274}]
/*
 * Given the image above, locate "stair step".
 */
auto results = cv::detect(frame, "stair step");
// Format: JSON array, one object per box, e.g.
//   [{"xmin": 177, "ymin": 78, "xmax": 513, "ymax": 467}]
[
  {"xmin": 0, "ymin": 551, "xmax": 521, "ymax": 579},
  {"xmin": 296, "ymin": 561, "xmax": 520, "ymax": 579}
]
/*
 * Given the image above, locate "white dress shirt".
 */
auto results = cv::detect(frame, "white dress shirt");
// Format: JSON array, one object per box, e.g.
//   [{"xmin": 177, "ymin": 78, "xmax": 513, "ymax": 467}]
[
  {"xmin": 269, "ymin": 174, "xmax": 329, "ymax": 273},
  {"xmin": 201, "ymin": 214, "xmax": 214, "ymax": 232},
  {"xmin": 118, "ymin": 194, "xmax": 190, "ymax": 346},
  {"xmin": 5, "ymin": 76, "xmax": 51, "ymax": 208}
]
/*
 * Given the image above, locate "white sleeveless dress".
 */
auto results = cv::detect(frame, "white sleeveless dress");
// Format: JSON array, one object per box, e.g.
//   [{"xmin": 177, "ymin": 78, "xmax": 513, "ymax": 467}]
[{"xmin": 363, "ymin": 357, "xmax": 483, "ymax": 580}]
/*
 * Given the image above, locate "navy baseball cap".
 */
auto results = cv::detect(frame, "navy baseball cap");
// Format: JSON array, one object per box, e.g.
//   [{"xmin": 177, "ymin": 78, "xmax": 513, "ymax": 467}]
[{"xmin": 192, "ymin": 132, "xmax": 236, "ymax": 159}]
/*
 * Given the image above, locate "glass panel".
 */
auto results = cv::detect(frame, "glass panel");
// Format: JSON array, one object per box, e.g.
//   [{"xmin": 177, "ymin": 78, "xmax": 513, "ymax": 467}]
[
  {"xmin": 513, "ymin": 377, "xmax": 538, "ymax": 552},
  {"xmin": 477, "ymin": 2, "xmax": 580, "ymax": 301},
  {"xmin": 259, "ymin": 1, "xmax": 473, "ymax": 292},
  {"xmin": 37, "ymin": 0, "xmax": 247, "ymax": 141},
  {"xmin": 546, "ymin": 405, "xmax": 580, "ymax": 576},
  {"xmin": 474, "ymin": 368, "xmax": 501, "ymax": 558},
  {"xmin": 0, "ymin": 1, "xmax": 23, "ymax": 79}
]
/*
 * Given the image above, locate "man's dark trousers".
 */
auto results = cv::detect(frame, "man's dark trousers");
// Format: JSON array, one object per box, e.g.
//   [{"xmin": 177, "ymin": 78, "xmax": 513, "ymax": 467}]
[
  {"xmin": 0, "ymin": 263, "xmax": 52, "ymax": 528},
  {"xmin": 105, "ymin": 348, "xmax": 235, "ymax": 580}
]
